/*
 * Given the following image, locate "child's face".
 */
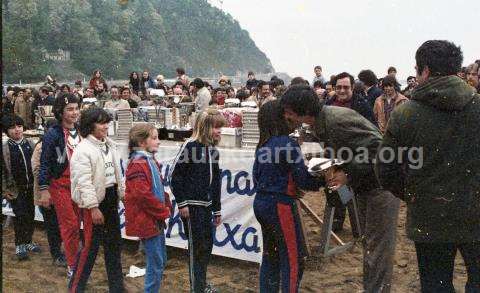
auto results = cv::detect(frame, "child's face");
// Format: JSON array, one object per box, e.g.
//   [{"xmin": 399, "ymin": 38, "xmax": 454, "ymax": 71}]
[
  {"xmin": 92, "ymin": 122, "xmax": 109, "ymax": 140},
  {"xmin": 212, "ymin": 126, "xmax": 222, "ymax": 143},
  {"xmin": 62, "ymin": 103, "xmax": 80, "ymax": 125},
  {"xmin": 7, "ymin": 125, "xmax": 24, "ymax": 141},
  {"xmin": 141, "ymin": 129, "xmax": 160, "ymax": 153}
]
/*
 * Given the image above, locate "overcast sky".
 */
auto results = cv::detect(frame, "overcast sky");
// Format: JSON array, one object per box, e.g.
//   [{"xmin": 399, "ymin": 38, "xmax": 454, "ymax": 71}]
[{"xmin": 209, "ymin": 0, "xmax": 480, "ymax": 81}]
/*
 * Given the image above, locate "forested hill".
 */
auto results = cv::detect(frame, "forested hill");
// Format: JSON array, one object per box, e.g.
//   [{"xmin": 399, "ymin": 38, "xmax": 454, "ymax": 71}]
[{"xmin": 2, "ymin": 0, "xmax": 274, "ymax": 83}]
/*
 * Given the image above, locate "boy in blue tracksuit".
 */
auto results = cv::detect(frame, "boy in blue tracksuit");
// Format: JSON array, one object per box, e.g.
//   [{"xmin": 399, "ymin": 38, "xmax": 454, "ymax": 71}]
[{"xmin": 253, "ymin": 101, "xmax": 324, "ymax": 293}]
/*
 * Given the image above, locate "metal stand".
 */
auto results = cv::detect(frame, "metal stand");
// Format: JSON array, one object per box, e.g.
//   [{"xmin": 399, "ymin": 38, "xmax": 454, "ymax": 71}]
[{"xmin": 318, "ymin": 198, "xmax": 362, "ymax": 257}]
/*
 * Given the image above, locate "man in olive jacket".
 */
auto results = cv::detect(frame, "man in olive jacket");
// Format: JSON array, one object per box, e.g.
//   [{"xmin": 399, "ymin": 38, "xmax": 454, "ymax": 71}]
[
  {"xmin": 281, "ymin": 85, "xmax": 400, "ymax": 293},
  {"xmin": 376, "ymin": 40, "xmax": 480, "ymax": 292}
]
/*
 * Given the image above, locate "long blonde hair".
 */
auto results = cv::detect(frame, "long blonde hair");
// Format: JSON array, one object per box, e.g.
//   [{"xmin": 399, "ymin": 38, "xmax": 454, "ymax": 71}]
[
  {"xmin": 128, "ymin": 123, "xmax": 157, "ymax": 155},
  {"xmin": 192, "ymin": 108, "xmax": 226, "ymax": 146}
]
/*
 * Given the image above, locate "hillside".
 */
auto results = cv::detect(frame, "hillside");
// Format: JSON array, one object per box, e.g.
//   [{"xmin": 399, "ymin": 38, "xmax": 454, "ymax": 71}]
[{"xmin": 1, "ymin": 0, "xmax": 274, "ymax": 83}]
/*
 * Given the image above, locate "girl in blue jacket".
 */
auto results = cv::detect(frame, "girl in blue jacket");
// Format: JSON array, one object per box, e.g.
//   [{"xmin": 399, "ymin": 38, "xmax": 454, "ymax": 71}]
[
  {"xmin": 171, "ymin": 108, "xmax": 226, "ymax": 293},
  {"xmin": 253, "ymin": 100, "xmax": 324, "ymax": 293}
]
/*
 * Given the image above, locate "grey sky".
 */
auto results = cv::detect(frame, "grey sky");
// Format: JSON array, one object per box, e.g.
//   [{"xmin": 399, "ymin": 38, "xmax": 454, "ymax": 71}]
[{"xmin": 210, "ymin": 0, "xmax": 479, "ymax": 81}]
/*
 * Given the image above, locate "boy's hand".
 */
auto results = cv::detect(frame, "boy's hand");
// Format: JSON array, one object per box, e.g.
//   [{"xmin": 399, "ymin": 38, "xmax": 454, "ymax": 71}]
[
  {"xmin": 39, "ymin": 190, "xmax": 52, "ymax": 208},
  {"xmin": 179, "ymin": 206, "xmax": 189, "ymax": 219},
  {"xmin": 213, "ymin": 215, "xmax": 222, "ymax": 227},
  {"xmin": 90, "ymin": 207, "xmax": 104, "ymax": 225}
]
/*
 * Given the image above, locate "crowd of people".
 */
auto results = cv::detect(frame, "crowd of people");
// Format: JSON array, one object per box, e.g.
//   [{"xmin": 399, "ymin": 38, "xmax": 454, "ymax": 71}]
[{"xmin": 1, "ymin": 40, "xmax": 480, "ymax": 293}]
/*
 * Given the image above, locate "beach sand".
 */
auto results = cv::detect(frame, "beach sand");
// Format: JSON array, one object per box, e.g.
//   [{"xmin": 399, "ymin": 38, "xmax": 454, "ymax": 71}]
[{"xmin": 2, "ymin": 192, "xmax": 469, "ymax": 292}]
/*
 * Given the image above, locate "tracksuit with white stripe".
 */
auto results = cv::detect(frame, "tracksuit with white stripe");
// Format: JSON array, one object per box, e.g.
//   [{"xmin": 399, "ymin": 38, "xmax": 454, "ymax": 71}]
[
  {"xmin": 171, "ymin": 140, "xmax": 221, "ymax": 293},
  {"xmin": 253, "ymin": 136, "xmax": 324, "ymax": 293}
]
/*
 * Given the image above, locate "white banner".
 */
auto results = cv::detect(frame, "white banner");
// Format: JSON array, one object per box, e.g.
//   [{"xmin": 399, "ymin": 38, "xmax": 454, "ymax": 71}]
[{"xmin": 2, "ymin": 143, "xmax": 263, "ymax": 263}]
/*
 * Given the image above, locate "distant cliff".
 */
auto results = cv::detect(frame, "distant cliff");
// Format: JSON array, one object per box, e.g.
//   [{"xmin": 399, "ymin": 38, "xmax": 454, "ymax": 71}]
[{"xmin": 2, "ymin": 0, "xmax": 274, "ymax": 83}]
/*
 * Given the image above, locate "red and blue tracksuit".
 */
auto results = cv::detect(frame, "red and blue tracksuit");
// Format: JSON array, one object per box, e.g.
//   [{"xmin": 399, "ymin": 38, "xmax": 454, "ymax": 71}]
[
  {"xmin": 253, "ymin": 136, "xmax": 324, "ymax": 293},
  {"xmin": 39, "ymin": 125, "xmax": 80, "ymax": 269}
]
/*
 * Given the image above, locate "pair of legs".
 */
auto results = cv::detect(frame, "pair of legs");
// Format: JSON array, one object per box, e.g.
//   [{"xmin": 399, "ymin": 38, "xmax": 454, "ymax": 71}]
[
  {"xmin": 415, "ymin": 242, "xmax": 480, "ymax": 293},
  {"xmin": 143, "ymin": 232, "xmax": 167, "ymax": 293},
  {"xmin": 10, "ymin": 187, "xmax": 35, "ymax": 247},
  {"xmin": 68, "ymin": 187, "xmax": 124, "ymax": 293},
  {"xmin": 356, "ymin": 188, "xmax": 400, "ymax": 293},
  {"xmin": 39, "ymin": 206, "xmax": 64, "ymax": 261},
  {"xmin": 182, "ymin": 206, "xmax": 213, "ymax": 293},
  {"xmin": 254, "ymin": 194, "xmax": 306, "ymax": 293}
]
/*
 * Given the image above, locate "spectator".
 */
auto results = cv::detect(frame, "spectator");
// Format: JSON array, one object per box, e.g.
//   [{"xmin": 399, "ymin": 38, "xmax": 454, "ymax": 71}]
[
  {"xmin": 402, "ymin": 76, "xmax": 417, "ymax": 98},
  {"xmin": 2, "ymin": 90, "xmax": 15, "ymax": 115},
  {"xmin": 89, "ymin": 70, "xmax": 108, "ymax": 93},
  {"xmin": 246, "ymin": 71, "xmax": 258, "ymax": 90},
  {"xmin": 140, "ymin": 71, "xmax": 156, "ymax": 92},
  {"xmin": 257, "ymin": 80, "xmax": 275, "ymax": 107},
  {"xmin": 14, "ymin": 89, "xmax": 34, "ymax": 129},
  {"xmin": 376, "ymin": 39, "xmax": 480, "ymax": 293},
  {"xmin": 192, "ymin": 78, "xmax": 211, "ymax": 112},
  {"xmin": 121, "ymin": 87, "xmax": 139, "ymax": 108},
  {"xmin": 104, "ymin": 86, "xmax": 130, "ymax": 109},
  {"xmin": 466, "ymin": 62, "xmax": 479, "ymax": 92},
  {"xmin": 176, "ymin": 67, "xmax": 189, "ymax": 86},
  {"xmin": 312, "ymin": 65, "xmax": 327, "ymax": 86},
  {"xmin": 31, "ymin": 87, "xmax": 55, "ymax": 125},
  {"xmin": 373, "ymin": 75, "xmax": 409, "ymax": 134},
  {"xmin": 129, "ymin": 71, "xmax": 141, "ymax": 94},
  {"xmin": 358, "ymin": 69, "xmax": 383, "ymax": 108}
]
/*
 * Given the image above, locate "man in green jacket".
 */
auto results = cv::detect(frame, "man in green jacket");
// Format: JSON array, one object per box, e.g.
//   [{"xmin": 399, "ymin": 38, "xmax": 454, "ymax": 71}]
[
  {"xmin": 280, "ymin": 85, "xmax": 400, "ymax": 293},
  {"xmin": 376, "ymin": 40, "xmax": 480, "ymax": 292}
]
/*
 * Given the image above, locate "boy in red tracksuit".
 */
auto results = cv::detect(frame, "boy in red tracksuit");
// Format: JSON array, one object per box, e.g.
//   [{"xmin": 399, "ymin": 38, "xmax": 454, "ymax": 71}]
[
  {"xmin": 125, "ymin": 123, "xmax": 172, "ymax": 293},
  {"xmin": 38, "ymin": 93, "xmax": 81, "ymax": 279}
]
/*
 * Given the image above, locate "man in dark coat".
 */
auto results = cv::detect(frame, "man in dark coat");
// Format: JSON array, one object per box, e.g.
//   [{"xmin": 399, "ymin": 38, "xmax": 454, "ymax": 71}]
[
  {"xmin": 376, "ymin": 40, "xmax": 480, "ymax": 293},
  {"xmin": 326, "ymin": 72, "xmax": 376, "ymax": 125},
  {"xmin": 281, "ymin": 85, "xmax": 400, "ymax": 293},
  {"xmin": 358, "ymin": 69, "xmax": 384, "ymax": 108}
]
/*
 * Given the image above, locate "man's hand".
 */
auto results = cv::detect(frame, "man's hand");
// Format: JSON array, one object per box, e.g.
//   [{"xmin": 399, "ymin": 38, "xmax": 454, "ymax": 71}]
[
  {"xmin": 3, "ymin": 193, "xmax": 15, "ymax": 201},
  {"xmin": 91, "ymin": 207, "xmax": 104, "ymax": 225},
  {"xmin": 39, "ymin": 190, "xmax": 52, "ymax": 208},
  {"xmin": 327, "ymin": 169, "xmax": 348, "ymax": 191},
  {"xmin": 213, "ymin": 215, "xmax": 222, "ymax": 227},
  {"xmin": 179, "ymin": 206, "xmax": 189, "ymax": 219}
]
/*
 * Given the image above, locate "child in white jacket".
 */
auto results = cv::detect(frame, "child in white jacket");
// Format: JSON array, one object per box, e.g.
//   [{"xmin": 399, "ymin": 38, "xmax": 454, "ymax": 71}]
[{"xmin": 69, "ymin": 107, "xmax": 125, "ymax": 293}]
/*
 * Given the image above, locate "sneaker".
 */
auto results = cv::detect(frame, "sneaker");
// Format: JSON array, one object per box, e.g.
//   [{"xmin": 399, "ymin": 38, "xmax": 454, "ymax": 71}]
[
  {"xmin": 15, "ymin": 245, "xmax": 29, "ymax": 261},
  {"xmin": 53, "ymin": 255, "xmax": 67, "ymax": 268},
  {"xmin": 205, "ymin": 284, "xmax": 218, "ymax": 293},
  {"xmin": 67, "ymin": 267, "xmax": 74, "ymax": 283},
  {"xmin": 25, "ymin": 242, "xmax": 42, "ymax": 253}
]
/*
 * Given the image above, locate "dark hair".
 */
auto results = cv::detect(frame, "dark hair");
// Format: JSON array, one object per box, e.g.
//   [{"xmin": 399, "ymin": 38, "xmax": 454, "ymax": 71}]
[
  {"xmin": 53, "ymin": 93, "xmax": 80, "ymax": 121},
  {"xmin": 407, "ymin": 76, "xmax": 416, "ymax": 82},
  {"xmin": 280, "ymin": 85, "xmax": 321, "ymax": 117},
  {"xmin": 176, "ymin": 67, "xmax": 186, "ymax": 75},
  {"xmin": 333, "ymin": 72, "xmax": 354, "ymax": 87},
  {"xmin": 313, "ymin": 80, "xmax": 324, "ymax": 89},
  {"xmin": 40, "ymin": 87, "xmax": 49, "ymax": 95},
  {"xmin": 415, "ymin": 40, "xmax": 463, "ymax": 77},
  {"xmin": 257, "ymin": 100, "xmax": 290, "ymax": 149},
  {"xmin": 60, "ymin": 84, "xmax": 70, "ymax": 92},
  {"xmin": 129, "ymin": 71, "xmax": 139, "ymax": 82},
  {"xmin": 92, "ymin": 69, "xmax": 101, "ymax": 78},
  {"xmin": 121, "ymin": 86, "xmax": 131, "ymax": 94},
  {"xmin": 192, "ymin": 78, "xmax": 204, "ymax": 89},
  {"xmin": 314, "ymin": 65, "xmax": 322, "ymax": 71},
  {"xmin": 387, "ymin": 66, "xmax": 397, "ymax": 74},
  {"xmin": 257, "ymin": 80, "xmax": 269, "ymax": 89},
  {"xmin": 2, "ymin": 114, "xmax": 25, "ymax": 135},
  {"xmin": 248, "ymin": 71, "xmax": 254, "ymax": 76},
  {"xmin": 235, "ymin": 89, "xmax": 249, "ymax": 101},
  {"xmin": 75, "ymin": 80, "xmax": 82, "ymax": 86},
  {"xmin": 358, "ymin": 70, "xmax": 378, "ymax": 87},
  {"xmin": 382, "ymin": 75, "xmax": 398, "ymax": 88},
  {"xmin": 290, "ymin": 77, "xmax": 308, "ymax": 86},
  {"xmin": 79, "ymin": 107, "xmax": 113, "ymax": 137}
]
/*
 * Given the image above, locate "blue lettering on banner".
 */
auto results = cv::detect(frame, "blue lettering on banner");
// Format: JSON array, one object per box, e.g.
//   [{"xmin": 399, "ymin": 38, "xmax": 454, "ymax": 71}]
[
  {"xmin": 222, "ymin": 170, "xmax": 256, "ymax": 196},
  {"xmin": 164, "ymin": 200, "xmax": 260, "ymax": 253}
]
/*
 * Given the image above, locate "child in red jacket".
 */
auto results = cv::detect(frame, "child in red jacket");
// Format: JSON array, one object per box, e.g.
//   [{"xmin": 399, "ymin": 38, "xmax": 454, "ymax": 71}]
[{"xmin": 125, "ymin": 123, "xmax": 172, "ymax": 293}]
